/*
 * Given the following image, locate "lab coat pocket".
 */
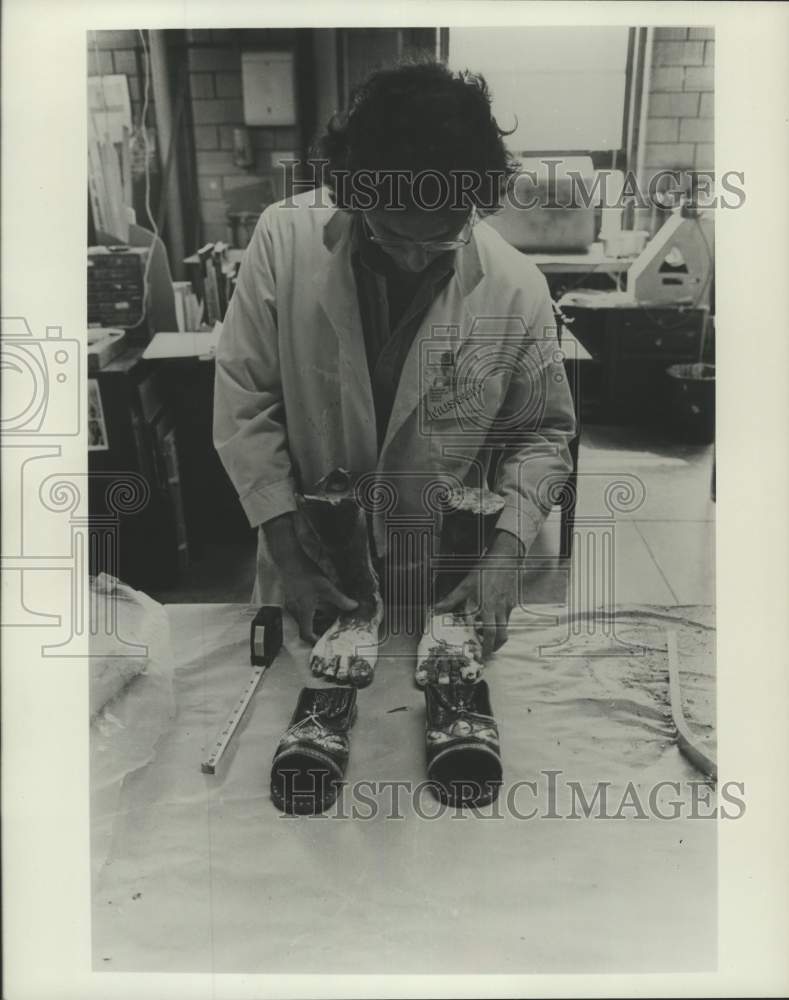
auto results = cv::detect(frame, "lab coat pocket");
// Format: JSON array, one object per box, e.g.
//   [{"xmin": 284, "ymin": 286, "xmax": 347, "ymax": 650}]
[{"xmin": 422, "ymin": 368, "xmax": 508, "ymax": 435}]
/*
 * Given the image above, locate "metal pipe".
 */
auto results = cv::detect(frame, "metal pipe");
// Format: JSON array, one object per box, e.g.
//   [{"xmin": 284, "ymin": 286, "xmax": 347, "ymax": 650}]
[
  {"xmin": 636, "ymin": 27, "xmax": 655, "ymax": 231},
  {"xmin": 148, "ymin": 30, "xmax": 186, "ymax": 279},
  {"xmin": 313, "ymin": 29, "xmax": 339, "ymax": 130}
]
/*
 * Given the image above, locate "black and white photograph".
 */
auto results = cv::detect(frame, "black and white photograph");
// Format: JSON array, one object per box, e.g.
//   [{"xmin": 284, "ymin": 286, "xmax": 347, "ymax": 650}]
[
  {"xmin": 87, "ymin": 378, "xmax": 109, "ymax": 450},
  {"xmin": 2, "ymin": 2, "xmax": 789, "ymax": 997}
]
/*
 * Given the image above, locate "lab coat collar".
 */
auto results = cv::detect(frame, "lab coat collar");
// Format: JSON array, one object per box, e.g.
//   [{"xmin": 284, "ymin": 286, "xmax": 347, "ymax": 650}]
[
  {"xmin": 315, "ymin": 207, "xmax": 486, "ymax": 462},
  {"xmin": 312, "ymin": 210, "xmax": 379, "ymax": 468},
  {"xmin": 455, "ymin": 224, "xmax": 485, "ymax": 297},
  {"xmin": 322, "ymin": 207, "xmax": 352, "ymax": 252}
]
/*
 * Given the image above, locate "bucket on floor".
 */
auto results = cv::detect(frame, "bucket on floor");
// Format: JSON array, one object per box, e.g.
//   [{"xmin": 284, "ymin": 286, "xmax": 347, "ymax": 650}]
[{"xmin": 665, "ymin": 362, "xmax": 715, "ymax": 444}]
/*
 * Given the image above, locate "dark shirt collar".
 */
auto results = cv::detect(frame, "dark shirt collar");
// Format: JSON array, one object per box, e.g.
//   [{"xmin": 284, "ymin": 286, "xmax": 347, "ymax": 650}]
[
  {"xmin": 354, "ymin": 214, "xmax": 454, "ymax": 287},
  {"xmin": 323, "ymin": 207, "xmax": 484, "ymax": 297}
]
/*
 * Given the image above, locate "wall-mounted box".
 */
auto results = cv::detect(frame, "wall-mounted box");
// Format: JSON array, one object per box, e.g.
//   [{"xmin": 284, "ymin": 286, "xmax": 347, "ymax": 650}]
[{"xmin": 241, "ymin": 51, "xmax": 296, "ymax": 126}]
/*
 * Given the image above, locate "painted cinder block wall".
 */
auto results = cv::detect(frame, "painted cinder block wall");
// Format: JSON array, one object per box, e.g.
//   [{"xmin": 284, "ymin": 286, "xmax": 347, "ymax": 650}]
[
  {"xmin": 88, "ymin": 29, "xmax": 158, "ymax": 130},
  {"xmin": 185, "ymin": 29, "xmax": 301, "ymax": 245},
  {"xmin": 640, "ymin": 26, "xmax": 714, "ymax": 219},
  {"xmin": 87, "ymin": 29, "xmax": 301, "ymax": 248},
  {"xmin": 88, "ymin": 29, "xmax": 163, "ymax": 239}
]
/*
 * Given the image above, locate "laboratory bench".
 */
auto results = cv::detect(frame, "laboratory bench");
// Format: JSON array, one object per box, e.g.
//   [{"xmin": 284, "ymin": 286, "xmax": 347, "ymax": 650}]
[{"xmin": 91, "ymin": 600, "xmax": 716, "ymax": 973}]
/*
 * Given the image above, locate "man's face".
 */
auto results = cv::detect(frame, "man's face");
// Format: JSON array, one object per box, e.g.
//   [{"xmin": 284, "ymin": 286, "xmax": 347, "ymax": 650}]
[{"xmin": 363, "ymin": 206, "xmax": 471, "ymax": 273}]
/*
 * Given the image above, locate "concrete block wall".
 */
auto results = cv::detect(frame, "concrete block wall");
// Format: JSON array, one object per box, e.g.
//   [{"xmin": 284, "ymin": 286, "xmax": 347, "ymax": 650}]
[
  {"xmin": 88, "ymin": 30, "xmax": 158, "ymax": 136},
  {"xmin": 641, "ymin": 26, "xmax": 714, "ymax": 212},
  {"xmin": 88, "ymin": 29, "xmax": 301, "ymax": 247},
  {"xmin": 185, "ymin": 29, "xmax": 301, "ymax": 245},
  {"xmin": 88, "ymin": 30, "xmax": 165, "ymax": 241}
]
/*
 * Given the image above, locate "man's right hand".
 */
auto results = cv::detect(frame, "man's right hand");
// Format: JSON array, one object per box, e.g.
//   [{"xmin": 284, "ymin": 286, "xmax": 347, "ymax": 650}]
[{"xmin": 263, "ymin": 512, "xmax": 358, "ymax": 644}]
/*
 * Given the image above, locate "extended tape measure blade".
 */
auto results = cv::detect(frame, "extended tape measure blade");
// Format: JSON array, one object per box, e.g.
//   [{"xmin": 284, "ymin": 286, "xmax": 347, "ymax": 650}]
[{"xmin": 200, "ymin": 665, "xmax": 268, "ymax": 774}]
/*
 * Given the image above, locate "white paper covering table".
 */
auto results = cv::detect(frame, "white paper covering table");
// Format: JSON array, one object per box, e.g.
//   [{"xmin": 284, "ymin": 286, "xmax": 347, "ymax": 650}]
[{"xmin": 91, "ymin": 602, "xmax": 716, "ymax": 974}]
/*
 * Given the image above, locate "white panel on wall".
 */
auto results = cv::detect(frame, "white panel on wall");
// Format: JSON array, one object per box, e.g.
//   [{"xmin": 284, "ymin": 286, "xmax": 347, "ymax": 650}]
[
  {"xmin": 448, "ymin": 27, "xmax": 630, "ymax": 152},
  {"xmin": 242, "ymin": 51, "xmax": 296, "ymax": 126}
]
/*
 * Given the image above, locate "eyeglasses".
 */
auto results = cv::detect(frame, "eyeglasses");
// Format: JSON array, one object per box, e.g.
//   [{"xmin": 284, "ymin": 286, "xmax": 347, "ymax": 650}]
[{"xmin": 363, "ymin": 208, "xmax": 478, "ymax": 252}]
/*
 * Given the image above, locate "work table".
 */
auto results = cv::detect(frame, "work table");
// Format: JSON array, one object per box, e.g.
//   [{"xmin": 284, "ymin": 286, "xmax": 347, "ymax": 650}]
[{"xmin": 91, "ymin": 600, "xmax": 716, "ymax": 974}]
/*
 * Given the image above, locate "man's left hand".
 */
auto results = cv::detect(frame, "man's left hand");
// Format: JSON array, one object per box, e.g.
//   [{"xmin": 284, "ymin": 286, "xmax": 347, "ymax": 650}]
[{"xmin": 433, "ymin": 530, "xmax": 524, "ymax": 659}]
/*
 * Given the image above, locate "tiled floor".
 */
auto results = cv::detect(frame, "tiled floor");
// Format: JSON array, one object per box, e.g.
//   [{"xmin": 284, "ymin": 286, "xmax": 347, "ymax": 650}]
[
  {"xmin": 151, "ymin": 424, "xmax": 716, "ymax": 611},
  {"xmin": 526, "ymin": 424, "xmax": 715, "ymax": 608}
]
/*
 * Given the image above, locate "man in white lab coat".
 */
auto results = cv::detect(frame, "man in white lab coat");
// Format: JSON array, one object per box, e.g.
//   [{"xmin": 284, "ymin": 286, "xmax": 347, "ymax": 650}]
[{"xmin": 213, "ymin": 61, "xmax": 576, "ymax": 687}]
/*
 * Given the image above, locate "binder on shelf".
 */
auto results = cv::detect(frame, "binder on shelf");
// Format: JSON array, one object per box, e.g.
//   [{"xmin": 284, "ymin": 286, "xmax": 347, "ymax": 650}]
[
  {"xmin": 212, "ymin": 242, "xmax": 228, "ymax": 318},
  {"xmin": 197, "ymin": 243, "xmax": 221, "ymax": 326}
]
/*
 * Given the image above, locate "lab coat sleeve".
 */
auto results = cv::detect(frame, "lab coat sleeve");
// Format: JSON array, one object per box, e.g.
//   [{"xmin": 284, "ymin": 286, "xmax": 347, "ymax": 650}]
[
  {"xmin": 212, "ymin": 211, "xmax": 299, "ymax": 528},
  {"xmin": 493, "ymin": 273, "xmax": 577, "ymax": 553}
]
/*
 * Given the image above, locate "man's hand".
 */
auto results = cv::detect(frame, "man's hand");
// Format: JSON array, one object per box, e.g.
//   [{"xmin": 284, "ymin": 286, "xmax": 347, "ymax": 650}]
[
  {"xmin": 433, "ymin": 529, "xmax": 524, "ymax": 659},
  {"xmin": 264, "ymin": 512, "xmax": 358, "ymax": 644}
]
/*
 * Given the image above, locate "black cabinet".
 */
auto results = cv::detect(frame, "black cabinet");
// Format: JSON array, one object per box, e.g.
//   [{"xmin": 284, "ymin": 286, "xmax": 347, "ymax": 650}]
[
  {"xmin": 89, "ymin": 346, "xmax": 188, "ymax": 589},
  {"xmin": 560, "ymin": 305, "xmax": 713, "ymax": 424},
  {"xmin": 156, "ymin": 359, "xmax": 252, "ymax": 547}
]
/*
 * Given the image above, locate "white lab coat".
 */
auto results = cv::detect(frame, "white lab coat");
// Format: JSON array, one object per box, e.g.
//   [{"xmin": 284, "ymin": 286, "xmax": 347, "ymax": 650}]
[{"xmin": 213, "ymin": 189, "xmax": 576, "ymax": 605}]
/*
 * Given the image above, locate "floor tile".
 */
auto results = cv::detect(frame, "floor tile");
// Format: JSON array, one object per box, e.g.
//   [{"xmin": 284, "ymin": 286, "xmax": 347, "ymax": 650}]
[
  {"xmin": 634, "ymin": 520, "xmax": 715, "ymax": 605},
  {"xmin": 568, "ymin": 520, "xmax": 677, "ymax": 610},
  {"xmin": 574, "ymin": 427, "xmax": 715, "ymax": 523}
]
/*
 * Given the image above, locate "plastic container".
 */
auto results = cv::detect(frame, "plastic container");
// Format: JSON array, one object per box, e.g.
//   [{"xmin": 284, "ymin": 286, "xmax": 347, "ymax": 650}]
[
  {"xmin": 601, "ymin": 229, "xmax": 649, "ymax": 258},
  {"xmin": 666, "ymin": 362, "xmax": 715, "ymax": 444}
]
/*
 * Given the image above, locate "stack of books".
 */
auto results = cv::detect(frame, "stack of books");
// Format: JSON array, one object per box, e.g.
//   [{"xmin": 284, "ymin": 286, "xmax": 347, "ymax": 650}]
[
  {"xmin": 172, "ymin": 281, "xmax": 204, "ymax": 333},
  {"xmin": 195, "ymin": 242, "xmax": 241, "ymax": 325}
]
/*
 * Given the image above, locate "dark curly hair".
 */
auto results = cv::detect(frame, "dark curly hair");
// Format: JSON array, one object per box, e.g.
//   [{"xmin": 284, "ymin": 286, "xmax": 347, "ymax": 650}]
[{"xmin": 312, "ymin": 59, "xmax": 518, "ymax": 215}]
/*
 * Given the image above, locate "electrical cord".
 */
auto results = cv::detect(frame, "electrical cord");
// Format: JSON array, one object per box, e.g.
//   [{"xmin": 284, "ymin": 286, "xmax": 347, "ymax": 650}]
[
  {"xmin": 88, "ymin": 31, "xmax": 112, "ymax": 233},
  {"xmin": 128, "ymin": 27, "xmax": 157, "ymax": 331},
  {"xmin": 87, "ymin": 30, "xmax": 154, "ymax": 332}
]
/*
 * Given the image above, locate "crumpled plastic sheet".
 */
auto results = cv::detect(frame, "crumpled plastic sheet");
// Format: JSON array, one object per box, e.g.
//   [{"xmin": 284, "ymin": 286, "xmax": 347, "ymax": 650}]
[
  {"xmin": 90, "ymin": 574, "xmax": 175, "ymax": 882},
  {"xmin": 91, "ymin": 602, "xmax": 717, "ymax": 975}
]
